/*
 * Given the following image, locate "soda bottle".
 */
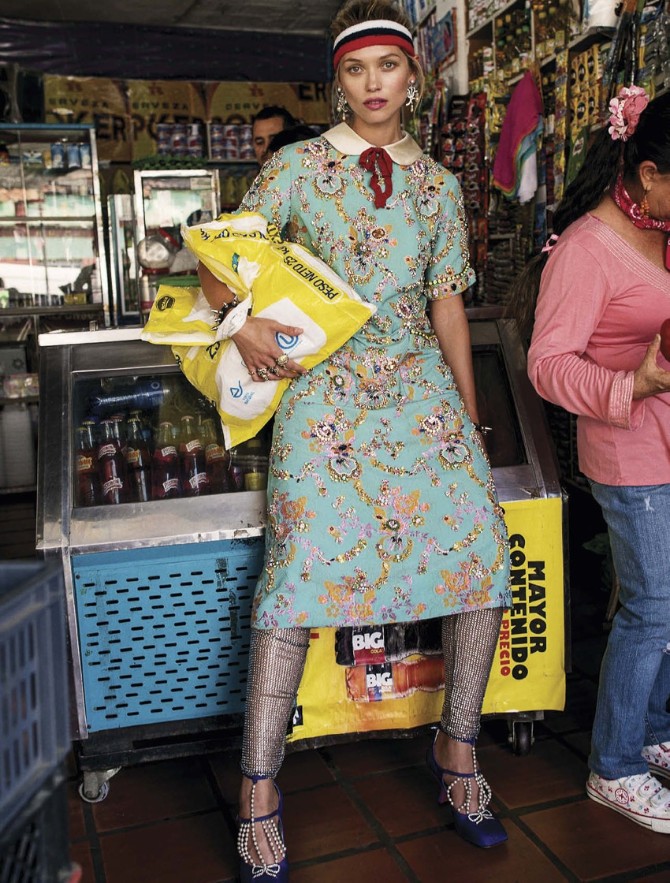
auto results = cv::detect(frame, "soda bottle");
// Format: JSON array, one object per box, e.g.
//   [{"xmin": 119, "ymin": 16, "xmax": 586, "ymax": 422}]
[
  {"xmin": 75, "ymin": 422, "xmax": 101, "ymax": 506},
  {"xmin": 200, "ymin": 416, "xmax": 231, "ymax": 494},
  {"xmin": 96, "ymin": 418, "xmax": 128, "ymax": 504},
  {"xmin": 124, "ymin": 417, "xmax": 152, "ymax": 503},
  {"xmin": 178, "ymin": 415, "xmax": 210, "ymax": 496},
  {"xmin": 110, "ymin": 413, "xmax": 127, "ymax": 458},
  {"xmin": 129, "ymin": 408, "xmax": 153, "ymax": 448},
  {"xmin": 151, "ymin": 420, "xmax": 181, "ymax": 500}
]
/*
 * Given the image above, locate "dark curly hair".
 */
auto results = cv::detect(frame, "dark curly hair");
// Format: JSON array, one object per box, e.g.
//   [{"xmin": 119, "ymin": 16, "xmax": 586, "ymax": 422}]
[{"xmin": 508, "ymin": 89, "xmax": 670, "ymax": 337}]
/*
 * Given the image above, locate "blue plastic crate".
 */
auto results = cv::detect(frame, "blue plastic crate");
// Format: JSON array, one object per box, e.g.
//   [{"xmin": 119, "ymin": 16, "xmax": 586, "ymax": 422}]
[
  {"xmin": 72, "ymin": 537, "xmax": 264, "ymax": 732},
  {"xmin": 0, "ymin": 561, "xmax": 69, "ymax": 835}
]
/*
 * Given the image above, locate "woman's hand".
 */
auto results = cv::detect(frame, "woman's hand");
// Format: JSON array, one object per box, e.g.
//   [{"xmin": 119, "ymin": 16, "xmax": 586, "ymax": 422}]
[
  {"xmin": 232, "ymin": 315, "xmax": 307, "ymax": 382},
  {"xmin": 633, "ymin": 335, "xmax": 670, "ymax": 399}
]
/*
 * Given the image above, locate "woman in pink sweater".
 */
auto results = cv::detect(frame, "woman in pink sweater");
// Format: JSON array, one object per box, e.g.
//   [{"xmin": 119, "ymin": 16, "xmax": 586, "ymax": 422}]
[{"xmin": 519, "ymin": 87, "xmax": 670, "ymax": 833}]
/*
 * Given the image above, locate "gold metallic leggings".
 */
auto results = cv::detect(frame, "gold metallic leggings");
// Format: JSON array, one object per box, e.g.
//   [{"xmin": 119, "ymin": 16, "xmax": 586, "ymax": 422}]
[{"xmin": 241, "ymin": 608, "xmax": 503, "ymax": 778}]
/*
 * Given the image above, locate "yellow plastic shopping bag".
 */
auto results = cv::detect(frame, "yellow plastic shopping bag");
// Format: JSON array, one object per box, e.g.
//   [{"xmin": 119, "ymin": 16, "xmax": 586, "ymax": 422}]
[{"xmin": 141, "ymin": 212, "xmax": 376, "ymax": 448}]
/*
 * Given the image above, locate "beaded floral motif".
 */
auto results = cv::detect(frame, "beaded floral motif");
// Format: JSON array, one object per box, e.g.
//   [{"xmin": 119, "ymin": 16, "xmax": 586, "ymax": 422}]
[{"xmin": 241, "ymin": 137, "xmax": 509, "ymax": 629}]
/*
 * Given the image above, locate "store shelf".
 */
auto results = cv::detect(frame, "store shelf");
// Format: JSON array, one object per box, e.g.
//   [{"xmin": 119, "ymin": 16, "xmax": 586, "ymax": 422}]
[
  {"xmin": 0, "ymin": 305, "xmax": 103, "ymax": 318},
  {"xmin": 568, "ymin": 26, "xmax": 615, "ymax": 53},
  {"xmin": 413, "ymin": 2, "xmax": 437, "ymax": 31},
  {"xmin": 0, "ymin": 216, "xmax": 96, "ymax": 223},
  {"xmin": 0, "ymin": 396, "xmax": 39, "ymax": 405},
  {"xmin": 0, "ymin": 485, "xmax": 37, "ymax": 496},
  {"xmin": 467, "ymin": 0, "xmax": 524, "ymax": 38}
]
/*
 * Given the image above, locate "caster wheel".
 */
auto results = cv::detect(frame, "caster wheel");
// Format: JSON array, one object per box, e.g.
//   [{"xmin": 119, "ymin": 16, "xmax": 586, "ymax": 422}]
[
  {"xmin": 511, "ymin": 720, "xmax": 533, "ymax": 756},
  {"xmin": 78, "ymin": 779, "xmax": 109, "ymax": 803}
]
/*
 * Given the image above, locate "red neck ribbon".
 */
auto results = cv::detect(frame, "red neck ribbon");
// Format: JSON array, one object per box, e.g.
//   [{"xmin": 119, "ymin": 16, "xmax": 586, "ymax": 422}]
[
  {"xmin": 612, "ymin": 173, "xmax": 670, "ymax": 270},
  {"xmin": 360, "ymin": 147, "xmax": 394, "ymax": 208}
]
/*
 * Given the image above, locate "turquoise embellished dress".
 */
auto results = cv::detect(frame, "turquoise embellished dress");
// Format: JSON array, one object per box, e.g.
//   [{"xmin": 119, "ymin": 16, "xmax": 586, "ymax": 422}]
[{"xmin": 239, "ymin": 123, "xmax": 511, "ymax": 629}]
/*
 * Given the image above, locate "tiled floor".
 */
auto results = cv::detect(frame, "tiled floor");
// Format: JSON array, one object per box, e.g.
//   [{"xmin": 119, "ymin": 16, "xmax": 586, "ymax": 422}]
[{"xmin": 65, "ymin": 626, "xmax": 670, "ymax": 883}]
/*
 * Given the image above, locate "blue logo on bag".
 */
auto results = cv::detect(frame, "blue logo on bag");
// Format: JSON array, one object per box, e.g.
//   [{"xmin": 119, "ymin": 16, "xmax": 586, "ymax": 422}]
[
  {"xmin": 230, "ymin": 380, "xmax": 244, "ymax": 398},
  {"xmin": 276, "ymin": 332, "xmax": 300, "ymax": 352}
]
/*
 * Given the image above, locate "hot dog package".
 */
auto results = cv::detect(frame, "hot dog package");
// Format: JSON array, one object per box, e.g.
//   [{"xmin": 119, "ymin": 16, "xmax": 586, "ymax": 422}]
[{"xmin": 141, "ymin": 212, "xmax": 376, "ymax": 448}]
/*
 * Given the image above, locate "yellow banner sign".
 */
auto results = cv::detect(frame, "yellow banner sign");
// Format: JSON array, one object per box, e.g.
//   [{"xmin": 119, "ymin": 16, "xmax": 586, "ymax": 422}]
[
  {"xmin": 127, "ymin": 79, "xmax": 207, "ymax": 161},
  {"xmin": 207, "ymin": 81, "xmax": 330, "ymax": 126},
  {"xmin": 288, "ymin": 495, "xmax": 565, "ymax": 744},
  {"xmin": 42, "ymin": 76, "xmax": 331, "ymax": 164},
  {"xmin": 43, "ymin": 75, "xmax": 131, "ymax": 162}
]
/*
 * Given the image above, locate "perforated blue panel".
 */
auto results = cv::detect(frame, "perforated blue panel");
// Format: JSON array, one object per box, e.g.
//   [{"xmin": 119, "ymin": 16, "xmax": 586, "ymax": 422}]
[{"xmin": 71, "ymin": 538, "xmax": 264, "ymax": 732}]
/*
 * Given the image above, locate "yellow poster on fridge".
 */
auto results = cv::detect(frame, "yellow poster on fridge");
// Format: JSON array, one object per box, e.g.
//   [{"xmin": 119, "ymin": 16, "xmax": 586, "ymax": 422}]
[{"xmin": 287, "ymin": 496, "xmax": 565, "ymax": 744}]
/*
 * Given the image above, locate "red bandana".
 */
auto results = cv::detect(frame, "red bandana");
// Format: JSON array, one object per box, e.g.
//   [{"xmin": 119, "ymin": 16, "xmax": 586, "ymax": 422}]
[
  {"xmin": 360, "ymin": 147, "xmax": 393, "ymax": 208},
  {"xmin": 612, "ymin": 173, "xmax": 670, "ymax": 270}
]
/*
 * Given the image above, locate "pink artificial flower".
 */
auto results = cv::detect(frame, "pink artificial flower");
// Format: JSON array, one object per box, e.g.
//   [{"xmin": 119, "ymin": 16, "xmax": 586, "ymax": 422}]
[{"xmin": 608, "ymin": 85, "xmax": 649, "ymax": 142}]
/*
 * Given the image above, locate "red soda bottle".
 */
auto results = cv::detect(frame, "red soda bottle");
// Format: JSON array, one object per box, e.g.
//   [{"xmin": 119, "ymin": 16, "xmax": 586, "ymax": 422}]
[
  {"xmin": 151, "ymin": 421, "xmax": 181, "ymax": 500},
  {"xmin": 178, "ymin": 415, "xmax": 210, "ymax": 496},
  {"xmin": 75, "ymin": 421, "xmax": 101, "ymax": 506},
  {"xmin": 96, "ymin": 418, "xmax": 128, "ymax": 504},
  {"xmin": 124, "ymin": 416, "xmax": 152, "ymax": 502},
  {"xmin": 200, "ymin": 416, "xmax": 231, "ymax": 494}
]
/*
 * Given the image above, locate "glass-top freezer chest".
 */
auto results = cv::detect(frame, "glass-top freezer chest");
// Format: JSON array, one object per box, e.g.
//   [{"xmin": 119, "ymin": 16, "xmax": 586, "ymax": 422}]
[{"xmin": 37, "ymin": 328, "xmax": 268, "ymax": 556}]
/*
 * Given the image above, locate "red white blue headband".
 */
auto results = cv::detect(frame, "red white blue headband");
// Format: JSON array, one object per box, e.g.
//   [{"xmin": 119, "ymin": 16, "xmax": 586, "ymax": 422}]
[{"xmin": 333, "ymin": 19, "xmax": 416, "ymax": 69}]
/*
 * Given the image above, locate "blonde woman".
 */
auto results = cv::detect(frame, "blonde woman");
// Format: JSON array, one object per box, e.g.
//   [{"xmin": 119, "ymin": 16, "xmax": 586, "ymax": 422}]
[{"xmin": 198, "ymin": 2, "xmax": 511, "ymax": 878}]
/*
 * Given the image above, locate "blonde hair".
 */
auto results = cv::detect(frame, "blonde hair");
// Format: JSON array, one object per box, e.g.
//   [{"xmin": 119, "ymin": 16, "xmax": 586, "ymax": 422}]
[{"xmin": 331, "ymin": 0, "xmax": 425, "ymax": 102}]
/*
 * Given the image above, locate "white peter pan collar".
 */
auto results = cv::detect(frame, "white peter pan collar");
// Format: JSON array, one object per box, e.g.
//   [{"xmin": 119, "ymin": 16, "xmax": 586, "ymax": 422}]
[{"xmin": 322, "ymin": 122, "xmax": 423, "ymax": 165}]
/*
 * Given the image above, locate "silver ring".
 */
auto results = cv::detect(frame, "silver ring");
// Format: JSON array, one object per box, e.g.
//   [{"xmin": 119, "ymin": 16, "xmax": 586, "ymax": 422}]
[
  {"xmin": 257, "ymin": 367, "xmax": 269, "ymax": 380},
  {"xmin": 267, "ymin": 365, "xmax": 278, "ymax": 376},
  {"xmin": 275, "ymin": 353, "xmax": 289, "ymax": 368}
]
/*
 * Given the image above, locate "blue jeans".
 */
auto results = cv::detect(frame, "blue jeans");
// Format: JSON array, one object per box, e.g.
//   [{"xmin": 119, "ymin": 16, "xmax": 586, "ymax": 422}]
[{"xmin": 588, "ymin": 481, "xmax": 670, "ymax": 780}]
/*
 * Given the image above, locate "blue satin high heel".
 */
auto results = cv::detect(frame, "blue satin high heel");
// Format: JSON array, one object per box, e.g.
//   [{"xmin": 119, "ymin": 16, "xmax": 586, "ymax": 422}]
[
  {"xmin": 426, "ymin": 731, "xmax": 508, "ymax": 849},
  {"xmin": 237, "ymin": 776, "xmax": 289, "ymax": 882}
]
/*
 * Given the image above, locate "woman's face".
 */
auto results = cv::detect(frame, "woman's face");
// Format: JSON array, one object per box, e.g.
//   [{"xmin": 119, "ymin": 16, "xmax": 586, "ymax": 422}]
[{"xmin": 338, "ymin": 44, "xmax": 414, "ymax": 130}]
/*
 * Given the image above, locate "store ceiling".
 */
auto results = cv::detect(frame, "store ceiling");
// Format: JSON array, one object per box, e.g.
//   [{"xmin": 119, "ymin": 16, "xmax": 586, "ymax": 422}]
[{"xmin": 1, "ymin": 0, "xmax": 343, "ymax": 34}]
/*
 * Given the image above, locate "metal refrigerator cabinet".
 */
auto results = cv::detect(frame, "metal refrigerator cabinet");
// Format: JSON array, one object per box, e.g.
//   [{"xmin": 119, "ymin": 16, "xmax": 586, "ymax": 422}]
[{"xmin": 36, "ymin": 328, "xmax": 268, "ymax": 801}]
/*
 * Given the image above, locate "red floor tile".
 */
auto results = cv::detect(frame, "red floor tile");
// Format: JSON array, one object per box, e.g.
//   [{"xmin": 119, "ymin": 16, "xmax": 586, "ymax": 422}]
[
  {"xmin": 91, "ymin": 756, "xmax": 218, "ymax": 833},
  {"xmin": 523, "ymin": 798, "xmax": 670, "ymax": 881},
  {"xmin": 562, "ymin": 729, "xmax": 592, "ymax": 760},
  {"xmin": 206, "ymin": 750, "xmax": 240, "ymax": 805},
  {"xmin": 291, "ymin": 848, "xmax": 410, "ymax": 883},
  {"xmin": 480, "ymin": 737, "xmax": 587, "ymax": 809},
  {"xmin": 68, "ymin": 841, "xmax": 96, "ymax": 883},
  {"xmin": 100, "ymin": 811, "xmax": 236, "ymax": 883},
  {"xmin": 398, "ymin": 820, "xmax": 569, "ymax": 883},
  {"xmin": 67, "ymin": 781, "xmax": 88, "ymax": 843},
  {"xmin": 323, "ymin": 732, "xmax": 433, "ymax": 777},
  {"xmin": 283, "ymin": 783, "xmax": 380, "ymax": 862},
  {"xmin": 281, "ymin": 745, "xmax": 337, "ymax": 793},
  {"xmin": 208, "ymin": 744, "xmax": 336, "ymax": 808},
  {"xmin": 352, "ymin": 763, "xmax": 453, "ymax": 838}
]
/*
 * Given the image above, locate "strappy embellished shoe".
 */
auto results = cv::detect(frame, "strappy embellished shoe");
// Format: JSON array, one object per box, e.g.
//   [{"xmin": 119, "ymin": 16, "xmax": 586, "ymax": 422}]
[
  {"xmin": 426, "ymin": 731, "xmax": 508, "ymax": 849},
  {"xmin": 237, "ymin": 776, "xmax": 289, "ymax": 882}
]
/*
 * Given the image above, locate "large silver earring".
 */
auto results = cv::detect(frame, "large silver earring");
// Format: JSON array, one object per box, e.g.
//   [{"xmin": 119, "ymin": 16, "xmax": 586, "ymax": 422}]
[
  {"xmin": 336, "ymin": 86, "xmax": 349, "ymax": 121},
  {"xmin": 406, "ymin": 81, "xmax": 419, "ymax": 113}
]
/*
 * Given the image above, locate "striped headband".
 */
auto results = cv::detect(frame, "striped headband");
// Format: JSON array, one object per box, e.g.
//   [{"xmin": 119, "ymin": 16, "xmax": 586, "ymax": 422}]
[{"xmin": 332, "ymin": 20, "xmax": 416, "ymax": 69}]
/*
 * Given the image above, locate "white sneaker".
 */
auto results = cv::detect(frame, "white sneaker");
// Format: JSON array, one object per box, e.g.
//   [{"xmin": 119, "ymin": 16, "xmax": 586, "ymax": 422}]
[
  {"xmin": 586, "ymin": 771, "xmax": 670, "ymax": 833},
  {"xmin": 642, "ymin": 742, "xmax": 670, "ymax": 781}
]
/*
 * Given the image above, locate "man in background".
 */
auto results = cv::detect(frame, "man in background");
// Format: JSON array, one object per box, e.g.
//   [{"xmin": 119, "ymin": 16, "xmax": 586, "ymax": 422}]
[{"xmin": 251, "ymin": 106, "xmax": 295, "ymax": 166}]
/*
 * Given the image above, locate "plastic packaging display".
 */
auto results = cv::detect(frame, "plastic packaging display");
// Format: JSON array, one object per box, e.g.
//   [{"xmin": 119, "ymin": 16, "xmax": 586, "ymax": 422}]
[
  {"xmin": 141, "ymin": 211, "xmax": 376, "ymax": 448},
  {"xmin": 344, "ymin": 655, "xmax": 444, "ymax": 702}
]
